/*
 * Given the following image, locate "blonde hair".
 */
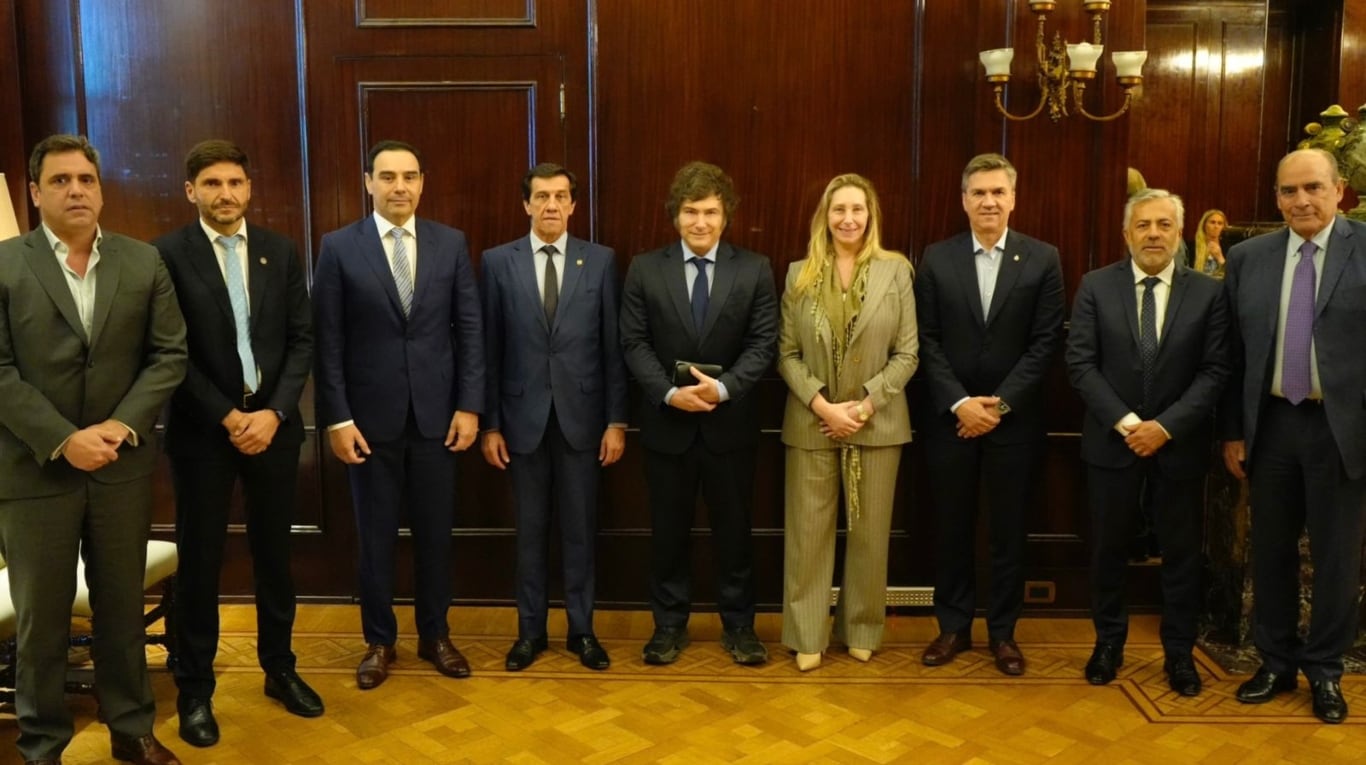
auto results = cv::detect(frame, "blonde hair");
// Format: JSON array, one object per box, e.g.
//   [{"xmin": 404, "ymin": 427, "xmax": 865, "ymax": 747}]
[
  {"xmin": 793, "ymin": 173, "xmax": 905, "ymax": 294},
  {"xmin": 1193, "ymin": 208, "xmax": 1227, "ymax": 273}
]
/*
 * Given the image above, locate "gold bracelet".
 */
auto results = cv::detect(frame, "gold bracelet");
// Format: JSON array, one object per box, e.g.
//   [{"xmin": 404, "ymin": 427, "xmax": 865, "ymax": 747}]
[{"xmin": 856, "ymin": 403, "xmax": 869, "ymax": 422}]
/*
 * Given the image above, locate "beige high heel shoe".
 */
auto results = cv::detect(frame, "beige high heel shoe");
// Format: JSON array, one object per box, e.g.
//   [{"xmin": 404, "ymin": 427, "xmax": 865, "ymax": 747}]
[
  {"xmin": 795, "ymin": 652, "xmax": 822, "ymax": 671},
  {"xmin": 848, "ymin": 647, "xmax": 872, "ymax": 662}
]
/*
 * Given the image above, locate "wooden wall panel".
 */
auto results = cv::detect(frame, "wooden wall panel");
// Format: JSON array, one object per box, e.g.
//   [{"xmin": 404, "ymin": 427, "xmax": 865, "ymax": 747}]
[
  {"xmin": 0, "ymin": 0, "xmax": 27, "ymax": 232},
  {"xmin": 357, "ymin": 0, "xmax": 534, "ymax": 27}
]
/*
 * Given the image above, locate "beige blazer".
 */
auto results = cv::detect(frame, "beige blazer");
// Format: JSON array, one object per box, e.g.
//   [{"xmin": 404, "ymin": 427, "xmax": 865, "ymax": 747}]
[{"xmin": 778, "ymin": 256, "xmax": 918, "ymax": 449}]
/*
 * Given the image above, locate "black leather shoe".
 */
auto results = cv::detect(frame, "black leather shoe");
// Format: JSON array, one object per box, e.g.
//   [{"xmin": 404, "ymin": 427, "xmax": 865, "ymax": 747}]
[
  {"xmin": 1236, "ymin": 666, "xmax": 1298, "ymax": 704},
  {"xmin": 721, "ymin": 626, "xmax": 768, "ymax": 665},
  {"xmin": 265, "ymin": 669, "xmax": 325, "ymax": 718},
  {"xmin": 1084, "ymin": 642, "xmax": 1123, "ymax": 685},
  {"xmin": 1311, "ymin": 679, "xmax": 1348, "ymax": 723},
  {"xmin": 1164, "ymin": 654, "xmax": 1202, "ymax": 697},
  {"xmin": 177, "ymin": 696, "xmax": 219, "ymax": 748},
  {"xmin": 111, "ymin": 733, "xmax": 182, "ymax": 764},
  {"xmin": 505, "ymin": 637, "xmax": 548, "ymax": 671},
  {"xmin": 642, "ymin": 627, "xmax": 690, "ymax": 665},
  {"xmin": 568, "ymin": 635, "xmax": 611, "ymax": 670}
]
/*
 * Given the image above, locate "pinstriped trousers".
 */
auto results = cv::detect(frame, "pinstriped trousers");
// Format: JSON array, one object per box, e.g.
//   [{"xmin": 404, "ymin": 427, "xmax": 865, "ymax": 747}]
[{"xmin": 781, "ymin": 443, "xmax": 902, "ymax": 654}]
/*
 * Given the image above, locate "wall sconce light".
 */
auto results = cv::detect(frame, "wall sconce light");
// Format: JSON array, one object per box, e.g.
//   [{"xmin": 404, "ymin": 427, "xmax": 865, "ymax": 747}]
[
  {"xmin": 0, "ymin": 173, "xmax": 21, "ymax": 240},
  {"xmin": 979, "ymin": 1, "xmax": 1147, "ymax": 123}
]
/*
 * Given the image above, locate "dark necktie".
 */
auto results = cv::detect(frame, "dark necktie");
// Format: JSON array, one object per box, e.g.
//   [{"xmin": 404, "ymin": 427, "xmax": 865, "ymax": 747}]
[
  {"xmin": 1140, "ymin": 275, "xmax": 1160, "ymax": 407},
  {"xmin": 1282, "ymin": 240, "xmax": 1317, "ymax": 404},
  {"xmin": 219, "ymin": 234, "xmax": 257, "ymax": 393},
  {"xmin": 690, "ymin": 257, "xmax": 709, "ymax": 331},
  {"xmin": 542, "ymin": 244, "xmax": 559, "ymax": 323}
]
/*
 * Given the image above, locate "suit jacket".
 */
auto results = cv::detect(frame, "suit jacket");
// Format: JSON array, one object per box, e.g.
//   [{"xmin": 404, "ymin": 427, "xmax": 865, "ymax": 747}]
[
  {"xmin": 313, "ymin": 215, "xmax": 484, "ymax": 442},
  {"xmin": 1218, "ymin": 216, "xmax": 1366, "ymax": 479},
  {"xmin": 0, "ymin": 229, "xmax": 187, "ymax": 498},
  {"xmin": 778, "ymin": 256, "xmax": 918, "ymax": 449},
  {"xmin": 619, "ymin": 240, "xmax": 778, "ymax": 455},
  {"xmin": 154, "ymin": 222, "xmax": 313, "ymax": 454},
  {"xmin": 481, "ymin": 235, "xmax": 628, "ymax": 453},
  {"xmin": 1066, "ymin": 259, "xmax": 1231, "ymax": 478},
  {"xmin": 914, "ymin": 230, "xmax": 1065, "ymax": 443}
]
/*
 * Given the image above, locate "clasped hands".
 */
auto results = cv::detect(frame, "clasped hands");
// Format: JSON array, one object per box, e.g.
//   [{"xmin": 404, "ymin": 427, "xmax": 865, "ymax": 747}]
[
  {"xmin": 221, "ymin": 408, "xmax": 281, "ymax": 455},
  {"xmin": 669, "ymin": 366, "xmax": 721, "ymax": 412},
  {"xmin": 1120, "ymin": 420, "xmax": 1169, "ymax": 458},
  {"xmin": 63, "ymin": 419, "xmax": 132, "ymax": 471},
  {"xmin": 955, "ymin": 396, "xmax": 1002, "ymax": 438},
  {"xmin": 813, "ymin": 394, "xmax": 874, "ymax": 440}
]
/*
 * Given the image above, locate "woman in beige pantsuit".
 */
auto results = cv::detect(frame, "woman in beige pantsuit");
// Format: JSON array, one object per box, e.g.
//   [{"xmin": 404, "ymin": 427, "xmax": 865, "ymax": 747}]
[{"xmin": 778, "ymin": 174, "xmax": 918, "ymax": 671}]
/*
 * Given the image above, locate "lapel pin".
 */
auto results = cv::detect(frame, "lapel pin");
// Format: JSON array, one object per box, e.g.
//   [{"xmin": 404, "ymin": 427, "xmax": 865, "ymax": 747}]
[
  {"xmin": 259, "ymin": 257, "xmax": 267, "ymax": 265},
  {"xmin": 1013, "ymin": 254, "xmax": 1020, "ymax": 261},
  {"xmin": 576, "ymin": 259, "xmax": 583, "ymax": 266}
]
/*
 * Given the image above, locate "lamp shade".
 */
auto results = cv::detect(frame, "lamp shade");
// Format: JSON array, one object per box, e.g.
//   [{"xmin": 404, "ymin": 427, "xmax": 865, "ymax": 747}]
[
  {"xmin": 0, "ymin": 173, "xmax": 20, "ymax": 241},
  {"xmin": 979, "ymin": 48, "xmax": 1014, "ymax": 78},
  {"xmin": 1066, "ymin": 42, "xmax": 1104, "ymax": 74},
  {"xmin": 1112, "ymin": 51, "xmax": 1148, "ymax": 79}
]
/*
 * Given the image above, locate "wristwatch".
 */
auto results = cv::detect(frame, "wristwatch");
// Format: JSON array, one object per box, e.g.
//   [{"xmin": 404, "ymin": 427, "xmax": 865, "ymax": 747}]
[
  {"xmin": 272, "ymin": 409, "xmax": 287, "ymax": 423},
  {"xmin": 996, "ymin": 399, "xmax": 1011, "ymax": 415}
]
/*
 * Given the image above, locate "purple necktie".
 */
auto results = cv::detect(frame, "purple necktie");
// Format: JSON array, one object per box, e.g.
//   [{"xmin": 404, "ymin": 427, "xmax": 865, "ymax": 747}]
[{"xmin": 1281, "ymin": 240, "xmax": 1317, "ymax": 404}]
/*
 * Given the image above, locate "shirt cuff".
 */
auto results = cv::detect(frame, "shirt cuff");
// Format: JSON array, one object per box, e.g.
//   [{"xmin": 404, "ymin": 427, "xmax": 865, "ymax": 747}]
[
  {"xmin": 716, "ymin": 380, "xmax": 730, "ymax": 402},
  {"xmin": 950, "ymin": 396, "xmax": 970, "ymax": 414},
  {"xmin": 1114, "ymin": 412, "xmax": 1142, "ymax": 436},
  {"xmin": 607, "ymin": 422, "xmax": 628, "ymax": 429},
  {"xmin": 327, "ymin": 420, "xmax": 355, "ymax": 432},
  {"xmin": 113, "ymin": 420, "xmax": 138, "ymax": 447},
  {"xmin": 663, "ymin": 387, "xmax": 678, "ymax": 406}
]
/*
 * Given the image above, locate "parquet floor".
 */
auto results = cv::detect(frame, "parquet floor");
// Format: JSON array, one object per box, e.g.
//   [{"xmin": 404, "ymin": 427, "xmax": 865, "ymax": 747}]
[{"xmin": 8, "ymin": 607, "xmax": 1366, "ymax": 764}]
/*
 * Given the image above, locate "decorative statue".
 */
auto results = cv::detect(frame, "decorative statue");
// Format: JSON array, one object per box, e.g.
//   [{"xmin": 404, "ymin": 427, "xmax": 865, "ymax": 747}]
[{"xmin": 1299, "ymin": 103, "xmax": 1366, "ymax": 220}]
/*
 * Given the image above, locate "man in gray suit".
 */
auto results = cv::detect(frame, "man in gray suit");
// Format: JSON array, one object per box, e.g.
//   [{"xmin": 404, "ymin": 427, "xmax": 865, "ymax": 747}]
[
  {"xmin": 481, "ymin": 163, "xmax": 628, "ymax": 672},
  {"xmin": 0, "ymin": 135, "xmax": 187, "ymax": 764},
  {"xmin": 1220, "ymin": 148, "xmax": 1366, "ymax": 723}
]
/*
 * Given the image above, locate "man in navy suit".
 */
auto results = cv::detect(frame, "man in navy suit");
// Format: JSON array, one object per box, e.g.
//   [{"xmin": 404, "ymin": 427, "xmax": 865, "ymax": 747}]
[
  {"xmin": 1220, "ymin": 148, "xmax": 1366, "ymax": 723},
  {"xmin": 480, "ymin": 163, "xmax": 628, "ymax": 671},
  {"xmin": 313, "ymin": 140, "xmax": 484, "ymax": 689},
  {"xmin": 1066, "ymin": 189, "xmax": 1230, "ymax": 696},
  {"xmin": 914, "ymin": 153, "xmax": 1064, "ymax": 675},
  {"xmin": 155, "ymin": 140, "xmax": 321, "ymax": 747},
  {"xmin": 619, "ymin": 161, "xmax": 778, "ymax": 666}
]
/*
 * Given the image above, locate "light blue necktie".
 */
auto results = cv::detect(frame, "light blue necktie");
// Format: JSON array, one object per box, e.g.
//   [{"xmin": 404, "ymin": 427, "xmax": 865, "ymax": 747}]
[
  {"xmin": 219, "ymin": 235, "xmax": 256, "ymax": 393},
  {"xmin": 391, "ymin": 228, "xmax": 413, "ymax": 317}
]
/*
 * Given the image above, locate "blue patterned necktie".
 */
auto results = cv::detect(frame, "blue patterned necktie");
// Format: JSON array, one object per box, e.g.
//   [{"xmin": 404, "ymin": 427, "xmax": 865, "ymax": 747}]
[
  {"xmin": 1281, "ymin": 240, "xmax": 1317, "ymax": 404},
  {"xmin": 690, "ymin": 257, "xmax": 709, "ymax": 331},
  {"xmin": 219, "ymin": 235, "xmax": 257, "ymax": 393},
  {"xmin": 391, "ymin": 227, "xmax": 413, "ymax": 317},
  {"xmin": 1139, "ymin": 275, "xmax": 1160, "ymax": 408}
]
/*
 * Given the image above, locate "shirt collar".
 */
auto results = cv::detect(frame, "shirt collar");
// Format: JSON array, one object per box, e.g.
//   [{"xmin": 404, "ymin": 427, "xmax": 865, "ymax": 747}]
[
  {"xmin": 1288, "ymin": 217, "xmax": 1335, "ymax": 256},
  {"xmin": 41, "ymin": 222, "xmax": 103, "ymax": 255},
  {"xmin": 199, "ymin": 217, "xmax": 247, "ymax": 245},
  {"xmin": 373, "ymin": 211, "xmax": 417, "ymax": 241},
  {"xmin": 529, "ymin": 231, "xmax": 569, "ymax": 255},
  {"xmin": 971, "ymin": 228, "xmax": 1009, "ymax": 256},
  {"xmin": 1130, "ymin": 256, "xmax": 1176, "ymax": 286},
  {"xmin": 681, "ymin": 240, "xmax": 719, "ymax": 262}
]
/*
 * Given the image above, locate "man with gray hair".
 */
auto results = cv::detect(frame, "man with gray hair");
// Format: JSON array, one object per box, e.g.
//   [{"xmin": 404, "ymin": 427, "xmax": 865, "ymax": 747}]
[{"xmin": 1066, "ymin": 188, "xmax": 1230, "ymax": 695}]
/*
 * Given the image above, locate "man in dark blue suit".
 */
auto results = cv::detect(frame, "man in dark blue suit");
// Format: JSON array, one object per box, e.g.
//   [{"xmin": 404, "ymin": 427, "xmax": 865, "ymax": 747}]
[
  {"xmin": 619, "ymin": 161, "xmax": 778, "ymax": 666},
  {"xmin": 1220, "ymin": 148, "xmax": 1366, "ymax": 723},
  {"xmin": 1066, "ymin": 189, "xmax": 1230, "ymax": 696},
  {"xmin": 480, "ymin": 163, "xmax": 628, "ymax": 671},
  {"xmin": 155, "ymin": 140, "xmax": 321, "ymax": 747},
  {"xmin": 313, "ymin": 140, "xmax": 484, "ymax": 689}
]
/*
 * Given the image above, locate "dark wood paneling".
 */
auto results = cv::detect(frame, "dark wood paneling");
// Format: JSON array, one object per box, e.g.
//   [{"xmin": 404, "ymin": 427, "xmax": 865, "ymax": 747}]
[
  {"xmin": 1343, "ymin": 1, "xmax": 1366, "ymax": 105},
  {"xmin": 357, "ymin": 0, "xmax": 534, "ymax": 27},
  {"xmin": 0, "ymin": 0, "xmax": 27, "ymax": 231}
]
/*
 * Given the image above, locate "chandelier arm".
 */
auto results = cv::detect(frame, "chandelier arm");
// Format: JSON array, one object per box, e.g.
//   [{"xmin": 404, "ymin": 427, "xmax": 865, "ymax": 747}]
[
  {"xmin": 994, "ymin": 85, "xmax": 1049, "ymax": 122},
  {"xmin": 1072, "ymin": 84, "xmax": 1135, "ymax": 123}
]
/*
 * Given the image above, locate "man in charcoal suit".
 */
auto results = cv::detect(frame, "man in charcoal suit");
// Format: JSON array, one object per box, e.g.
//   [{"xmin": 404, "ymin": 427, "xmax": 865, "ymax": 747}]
[{"xmin": 1066, "ymin": 188, "xmax": 1230, "ymax": 696}]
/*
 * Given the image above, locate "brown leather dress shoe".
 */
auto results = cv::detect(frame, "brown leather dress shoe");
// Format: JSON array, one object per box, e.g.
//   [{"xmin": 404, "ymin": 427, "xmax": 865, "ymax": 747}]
[
  {"xmin": 990, "ymin": 639, "xmax": 1025, "ymax": 676},
  {"xmin": 111, "ymin": 733, "xmax": 182, "ymax": 765},
  {"xmin": 356, "ymin": 643, "xmax": 397, "ymax": 690},
  {"xmin": 418, "ymin": 637, "xmax": 472, "ymax": 678},
  {"xmin": 922, "ymin": 632, "xmax": 971, "ymax": 666}
]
